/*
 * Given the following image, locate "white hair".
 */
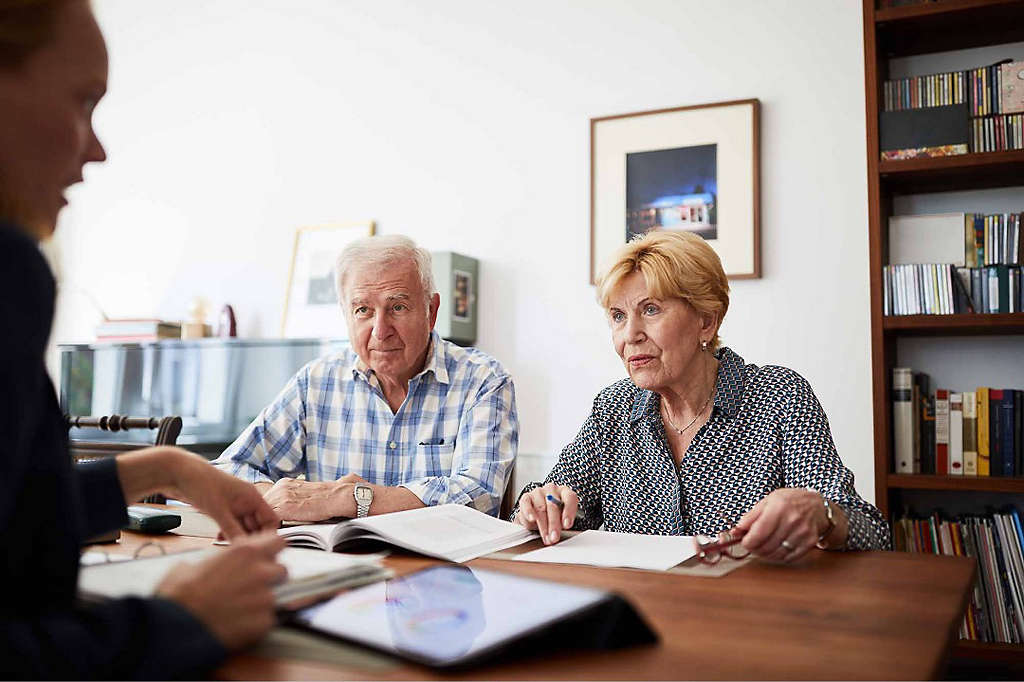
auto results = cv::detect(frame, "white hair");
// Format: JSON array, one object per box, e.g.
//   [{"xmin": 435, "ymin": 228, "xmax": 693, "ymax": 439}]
[{"xmin": 334, "ymin": 234, "xmax": 436, "ymax": 305}]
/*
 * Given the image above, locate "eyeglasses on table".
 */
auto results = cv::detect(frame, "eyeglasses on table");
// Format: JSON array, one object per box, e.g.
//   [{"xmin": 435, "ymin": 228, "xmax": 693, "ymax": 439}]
[{"xmin": 694, "ymin": 529, "xmax": 751, "ymax": 565}]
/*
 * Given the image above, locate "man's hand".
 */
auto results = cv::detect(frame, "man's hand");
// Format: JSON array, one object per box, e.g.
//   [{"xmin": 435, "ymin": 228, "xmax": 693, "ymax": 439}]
[
  {"xmin": 263, "ymin": 474, "xmax": 366, "ymax": 522},
  {"xmin": 116, "ymin": 447, "xmax": 279, "ymax": 539},
  {"xmin": 156, "ymin": 533, "xmax": 287, "ymax": 650}
]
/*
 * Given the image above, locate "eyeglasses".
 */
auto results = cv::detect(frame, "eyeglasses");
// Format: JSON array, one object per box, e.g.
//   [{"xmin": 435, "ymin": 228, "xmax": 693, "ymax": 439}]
[{"xmin": 694, "ymin": 529, "xmax": 751, "ymax": 565}]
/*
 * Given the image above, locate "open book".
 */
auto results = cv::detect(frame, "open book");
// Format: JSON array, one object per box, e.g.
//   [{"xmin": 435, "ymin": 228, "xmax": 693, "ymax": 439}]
[
  {"xmin": 280, "ymin": 503, "xmax": 537, "ymax": 563},
  {"xmin": 79, "ymin": 547, "xmax": 390, "ymax": 605}
]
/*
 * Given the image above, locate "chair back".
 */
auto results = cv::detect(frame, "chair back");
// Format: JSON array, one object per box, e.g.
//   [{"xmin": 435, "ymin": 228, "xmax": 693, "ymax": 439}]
[
  {"xmin": 499, "ymin": 462, "xmax": 517, "ymax": 520},
  {"xmin": 67, "ymin": 414, "xmax": 183, "ymax": 505}
]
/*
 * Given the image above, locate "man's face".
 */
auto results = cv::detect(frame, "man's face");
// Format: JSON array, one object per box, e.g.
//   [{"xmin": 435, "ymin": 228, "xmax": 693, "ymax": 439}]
[
  {"xmin": 343, "ymin": 258, "xmax": 439, "ymax": 385},
  {"xmin": 0, "ymin": 0, "xmax": 108, "ymax": 238}
]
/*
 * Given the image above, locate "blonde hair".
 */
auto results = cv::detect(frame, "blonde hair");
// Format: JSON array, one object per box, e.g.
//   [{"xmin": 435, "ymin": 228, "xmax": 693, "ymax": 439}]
[{"xmin": 596, "ymin": 231, "xmax": 730, "ymax": 351}]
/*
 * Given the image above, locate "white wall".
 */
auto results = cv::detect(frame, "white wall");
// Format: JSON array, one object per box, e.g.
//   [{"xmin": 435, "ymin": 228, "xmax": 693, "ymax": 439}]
[{"xmin": 51, "ymin": 0, "xmax": 876, "ymax": 501}]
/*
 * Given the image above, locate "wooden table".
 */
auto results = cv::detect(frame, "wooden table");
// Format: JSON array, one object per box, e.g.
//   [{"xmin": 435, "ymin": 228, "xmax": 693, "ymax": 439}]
[{"xmin": 101, "ymin": 530, "xmax": 974, "ymax": 680}]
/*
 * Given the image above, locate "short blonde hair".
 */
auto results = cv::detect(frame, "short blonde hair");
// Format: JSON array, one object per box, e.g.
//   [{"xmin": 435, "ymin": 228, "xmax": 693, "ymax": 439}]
[{"xmin": 596, "ymin": 231, "xmax": 730, "ymax": 351}]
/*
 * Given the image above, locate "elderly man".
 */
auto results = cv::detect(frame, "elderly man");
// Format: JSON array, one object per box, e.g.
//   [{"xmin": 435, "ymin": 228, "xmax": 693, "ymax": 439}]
[{"xmin": 214, "ymin": 235, "xmax": 518, "ymax": 520}]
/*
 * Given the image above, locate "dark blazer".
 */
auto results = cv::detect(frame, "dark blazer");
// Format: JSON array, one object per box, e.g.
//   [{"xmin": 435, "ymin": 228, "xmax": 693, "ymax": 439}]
[{"xmin": 0, "ymin": 223, "xmax": 224, "ymax": 679}]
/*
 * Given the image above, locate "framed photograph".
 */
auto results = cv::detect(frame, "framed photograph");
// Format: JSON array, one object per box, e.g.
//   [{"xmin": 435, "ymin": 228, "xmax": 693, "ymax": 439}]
[
  {"xmin": 452, "ymin": 269, "xmax": 472, "ymax": 322},
  {"xmin": 281, "ymin": 221, "xmax": 376, "ymax": 338},
  {"xmin": 590, "ymin": 99, "xmax": 760, "ymax": 282}
]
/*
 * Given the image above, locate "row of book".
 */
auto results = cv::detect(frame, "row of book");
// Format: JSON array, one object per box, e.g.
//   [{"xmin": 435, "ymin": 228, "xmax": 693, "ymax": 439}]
[
  {"xmin": 893, "ymin": 509, "xmax": 1024, "ymax": 644},
  {"xmin": 892, "ymin": 370, "xmax": 1022, "ymax": 477},
  {"xmin": 882, "ymin": 264, "xmax": 1022, "ymax": 316},
  {"xmin": 966, "ymin": 213, "xmax": 1021, "ymax": 268},
  {"xmin": 95, "ymin": 319, "xmax": 182, "ymax": 343},
  {"xmin": 890, "ymin": 212, "xmax": 1022, "ymax": 269},
  {"xmin": 972, "ymin": 113, "xmax": 1024, "ymax": 153},
  {"xmin": 882, "ymin": 61, "xmax": 1024, "ymax": 116}
]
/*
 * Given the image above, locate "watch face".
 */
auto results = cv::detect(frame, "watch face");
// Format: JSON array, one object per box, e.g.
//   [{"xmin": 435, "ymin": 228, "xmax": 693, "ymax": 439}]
[{"xmin": 355, "ymin": 486, "xmax": 373, "ymax": 503}]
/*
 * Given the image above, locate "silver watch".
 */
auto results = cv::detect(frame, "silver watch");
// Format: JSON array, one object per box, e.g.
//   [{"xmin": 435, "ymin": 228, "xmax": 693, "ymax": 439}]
[{"xmin": 353, "ymin": 484, "xmax": 373, "ymax": 518}]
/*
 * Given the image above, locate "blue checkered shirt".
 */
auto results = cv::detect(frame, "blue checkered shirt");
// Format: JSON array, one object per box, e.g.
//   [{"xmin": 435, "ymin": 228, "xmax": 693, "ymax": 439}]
[{"xmin": 213, "ymin": 332, "xmax": 518, "ymax": 516}]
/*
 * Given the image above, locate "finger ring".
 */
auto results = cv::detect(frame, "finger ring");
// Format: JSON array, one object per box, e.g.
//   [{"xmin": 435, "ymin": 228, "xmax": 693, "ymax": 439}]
[{"xmin": 781, "ymin": 540, "xmax": 794, "ymax": 550}]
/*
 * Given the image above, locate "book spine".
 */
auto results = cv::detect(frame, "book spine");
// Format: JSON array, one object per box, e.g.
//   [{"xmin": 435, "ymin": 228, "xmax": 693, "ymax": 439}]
[
  {"xmin": 936, "ymin": 389, "xmax": 950, "ymax": 476},
  {"xmin": 999, "ymin": 264, "xmax": 1011, "ymax": 313},
  {"xmin": 991, "ymin": 389, "xmax": 1004, "ymax": 478},
  {"xmin": 1001, "ymin": 392, "xmax": 1016, "ymax": 477},
  {"xmin": 950, "ymin": 392, "xmax": 964, "ymax": 475},
  {"xmin": 979, "ymin": 387, "xmax": 991, "ymax": 476},
  {"xmin": 964, "ymin": 392, "xmax": 978, "ymax": 476},
  {"xmin": 1016, "ymin": 391, "xmax": 1023, "ymax": 479},
  {"xmin": 893, "ymin": 368, "xmax": 915, "ymax": 474},
  {"xmin": 966, "ymin": 214, "xmax": 977, "ymax": 267}
]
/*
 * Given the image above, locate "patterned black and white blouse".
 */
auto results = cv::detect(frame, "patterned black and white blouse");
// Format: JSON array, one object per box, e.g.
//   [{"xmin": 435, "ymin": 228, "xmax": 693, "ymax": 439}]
[{"xmin": 513, "ymin": 347, "xmax": 890, "ymax": 550}]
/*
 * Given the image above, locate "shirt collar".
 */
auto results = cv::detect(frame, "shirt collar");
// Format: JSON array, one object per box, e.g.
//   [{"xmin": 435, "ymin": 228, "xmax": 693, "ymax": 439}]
[
  {"xmin": 350, "ymin": 331, "xmax": 450, "ymax": 386},
  {"xmin": 629, "ymin": 346, "xmax": 746, "ymax": 423}
]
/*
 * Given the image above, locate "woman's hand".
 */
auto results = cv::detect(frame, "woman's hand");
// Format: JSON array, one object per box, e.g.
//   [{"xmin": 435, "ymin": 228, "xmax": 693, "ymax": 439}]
[
  {"xmin": 156, "ymin": 533, "xmax": 287, "ymax": 650},
  {"xmin": 733, "ymin": 488, "xmax": 848, "ymax": 563},
  {"xmin": 515, "ymin": 483, "xmax": 579, "ymax": 545},
  {"xmin": 116, "ymin": 447, "xmax": 280, "ymax": 539}
]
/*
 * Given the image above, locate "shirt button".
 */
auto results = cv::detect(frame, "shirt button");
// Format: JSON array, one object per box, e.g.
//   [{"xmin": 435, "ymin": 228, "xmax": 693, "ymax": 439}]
[{"xmin": 389, "ymin": 442, "xmax": 397, "ymax": 449}]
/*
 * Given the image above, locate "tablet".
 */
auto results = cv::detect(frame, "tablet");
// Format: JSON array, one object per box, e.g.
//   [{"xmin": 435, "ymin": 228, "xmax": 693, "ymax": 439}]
[{"xmin": 288, "ymin": 564, "xmax": 611, "ymax": 668}]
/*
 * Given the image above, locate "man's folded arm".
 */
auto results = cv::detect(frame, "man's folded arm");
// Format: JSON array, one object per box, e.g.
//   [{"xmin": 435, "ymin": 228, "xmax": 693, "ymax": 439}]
[{"xmin": 400, "ymin": 375, "xmax": 518, "ymax": 516}]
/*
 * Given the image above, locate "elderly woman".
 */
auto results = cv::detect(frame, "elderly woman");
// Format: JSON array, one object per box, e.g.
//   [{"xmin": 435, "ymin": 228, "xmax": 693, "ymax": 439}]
[{"xmin": 514, "ymin": 231, "xmax": 889, "ymax": 561}]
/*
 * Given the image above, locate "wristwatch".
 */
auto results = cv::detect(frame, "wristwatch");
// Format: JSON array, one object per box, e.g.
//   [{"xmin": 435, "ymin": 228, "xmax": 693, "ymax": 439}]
[{"xmin": 353, "ymin": 484, "xmax": 374, "ymax": 518}]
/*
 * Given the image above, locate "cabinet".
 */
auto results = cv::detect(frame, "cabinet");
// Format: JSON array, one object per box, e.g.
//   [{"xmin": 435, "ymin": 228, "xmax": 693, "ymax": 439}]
[{"xmin": 863, "ymin": 0, "xmax": 1024, "ymax": 671}]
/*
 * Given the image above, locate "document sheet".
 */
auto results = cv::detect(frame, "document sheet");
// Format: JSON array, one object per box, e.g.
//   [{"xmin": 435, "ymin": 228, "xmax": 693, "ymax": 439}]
[
  {"xmin": 512, "ymin": 529, "xmax": 697, "ymax": 571},
  {"xmin": 78, "ymin": 547, "xmax": 388, "ymax": 605}
]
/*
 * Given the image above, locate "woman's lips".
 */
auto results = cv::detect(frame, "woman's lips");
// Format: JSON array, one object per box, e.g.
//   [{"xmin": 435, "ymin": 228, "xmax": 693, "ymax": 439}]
[{"xmin": 628, "ymin": 355, "xmax": 654, "ymax": 367}]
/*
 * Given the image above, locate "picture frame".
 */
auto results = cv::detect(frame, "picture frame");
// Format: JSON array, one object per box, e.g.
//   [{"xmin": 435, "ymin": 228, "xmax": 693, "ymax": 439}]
[
  {"xmin": 281, "ymin": 221, "xmax": 376, "ymax": 338},
  {"xmin": 590, "ymin": 99, "xmax": 760, "ymax": 283}
]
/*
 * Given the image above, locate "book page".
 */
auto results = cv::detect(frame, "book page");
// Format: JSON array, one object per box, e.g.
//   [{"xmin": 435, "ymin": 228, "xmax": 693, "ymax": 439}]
[
  {"xmin": 342, "ymin": 504, "xmax": 534, "ymax": 561},
  {"xmin": 512, "ymin": 529, "xmax": 697, "ymax": 571}
]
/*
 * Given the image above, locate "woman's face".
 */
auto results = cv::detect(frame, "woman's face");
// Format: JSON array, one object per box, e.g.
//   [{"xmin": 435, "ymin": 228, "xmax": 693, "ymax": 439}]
[
  {"xmin": 0, "ymin": 0, "xmax": 108, "ymax": 239},
  {"xmin": 607, "ymin": 271, "xmax": 716, "ymax": 393}
]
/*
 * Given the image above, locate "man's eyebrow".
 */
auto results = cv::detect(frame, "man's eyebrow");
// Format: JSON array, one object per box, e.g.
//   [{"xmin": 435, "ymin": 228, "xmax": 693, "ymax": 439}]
[{"xmin": 385, "ymin": 293, "xmax": 411, "ymax": 301}]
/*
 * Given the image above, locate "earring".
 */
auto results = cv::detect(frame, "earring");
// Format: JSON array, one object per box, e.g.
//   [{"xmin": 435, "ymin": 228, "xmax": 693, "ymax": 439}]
[{"xmin": 700, "ymin": 339, "xmax": 709, "ymax": 352}]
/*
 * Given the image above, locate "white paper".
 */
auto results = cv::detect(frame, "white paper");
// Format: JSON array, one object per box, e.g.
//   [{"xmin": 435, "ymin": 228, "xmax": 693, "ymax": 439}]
[
  {"xmin": 78, "ymin": 547, "xmax": 384, "ymax": 604},
  {"xmin": 512, "ymin": 529, "xmax": 697, "ymax": 571}
]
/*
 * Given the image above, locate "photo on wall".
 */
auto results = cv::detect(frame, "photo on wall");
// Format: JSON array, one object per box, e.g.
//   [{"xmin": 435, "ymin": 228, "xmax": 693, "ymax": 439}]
[
  {"xmin": 281, "ymin": 221, "xmax": 376, "ymax": 338},
  {"xmin": 591, "ymin": 99, "xmax": 760, "ymax": 281},
  {"xmin": 626, "ymin": 143, "xmax": 717, "ymax": 242}
]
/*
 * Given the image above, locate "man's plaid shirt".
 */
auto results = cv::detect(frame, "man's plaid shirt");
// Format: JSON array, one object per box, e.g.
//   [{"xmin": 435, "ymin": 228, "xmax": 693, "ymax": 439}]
[{"xmin": 214, "ymin": 332, "xmax": 517, "ymax": 515}]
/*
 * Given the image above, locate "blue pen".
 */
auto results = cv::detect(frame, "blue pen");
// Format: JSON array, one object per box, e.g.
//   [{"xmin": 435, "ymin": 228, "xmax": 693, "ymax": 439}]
[{"xmin": 545, "ymin": 494, "xmax": 565, "ymax": 510}]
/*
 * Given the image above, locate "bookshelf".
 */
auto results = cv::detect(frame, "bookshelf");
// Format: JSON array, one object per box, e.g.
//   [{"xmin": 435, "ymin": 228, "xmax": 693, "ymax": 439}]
[{"xmin": 863, "ymin": 0, "xmax": 1024, "ymax": 672}]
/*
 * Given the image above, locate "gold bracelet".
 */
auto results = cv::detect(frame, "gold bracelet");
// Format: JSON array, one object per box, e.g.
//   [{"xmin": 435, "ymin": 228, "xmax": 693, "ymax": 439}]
[{"xmin": 815, "ymin": 496, "xmax": 837, "ymax": 550}]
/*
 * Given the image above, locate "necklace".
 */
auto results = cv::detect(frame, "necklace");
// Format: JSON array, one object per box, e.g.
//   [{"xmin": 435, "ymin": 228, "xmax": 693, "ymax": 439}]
[{"xmin": 661, "ymin": 389, "xmax": 714, "ymax": 435}]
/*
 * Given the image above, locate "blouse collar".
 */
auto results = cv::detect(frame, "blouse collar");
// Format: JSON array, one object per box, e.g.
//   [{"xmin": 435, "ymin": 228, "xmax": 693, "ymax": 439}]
[{"xmin": 630, "ymin": 346, "xmax": 747, "ymax": 423}]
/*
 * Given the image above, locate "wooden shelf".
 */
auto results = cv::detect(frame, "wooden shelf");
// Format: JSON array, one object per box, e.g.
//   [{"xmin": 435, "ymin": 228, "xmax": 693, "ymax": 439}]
[
  {"xmin": 889, "ymin": 474, "xmax": 1024, "ymax": 493},
  {"xmin": 952, "ymin": 639, "xmax": 1024, "ymax": 664},
  {"xmin": 878, "ymin": 150, "xmax": 1024, "ymax": 194},
  {"xmin": 875, "ymin": 0, "xmax": 1024, "ymax": 57},
  {"xmin": 882, "ymin": 313, "xmax": 1024, "ymax": 335},
  {"xmin": 865, "ymin": 2, "xmax": 1024, "ymax": 671}
]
